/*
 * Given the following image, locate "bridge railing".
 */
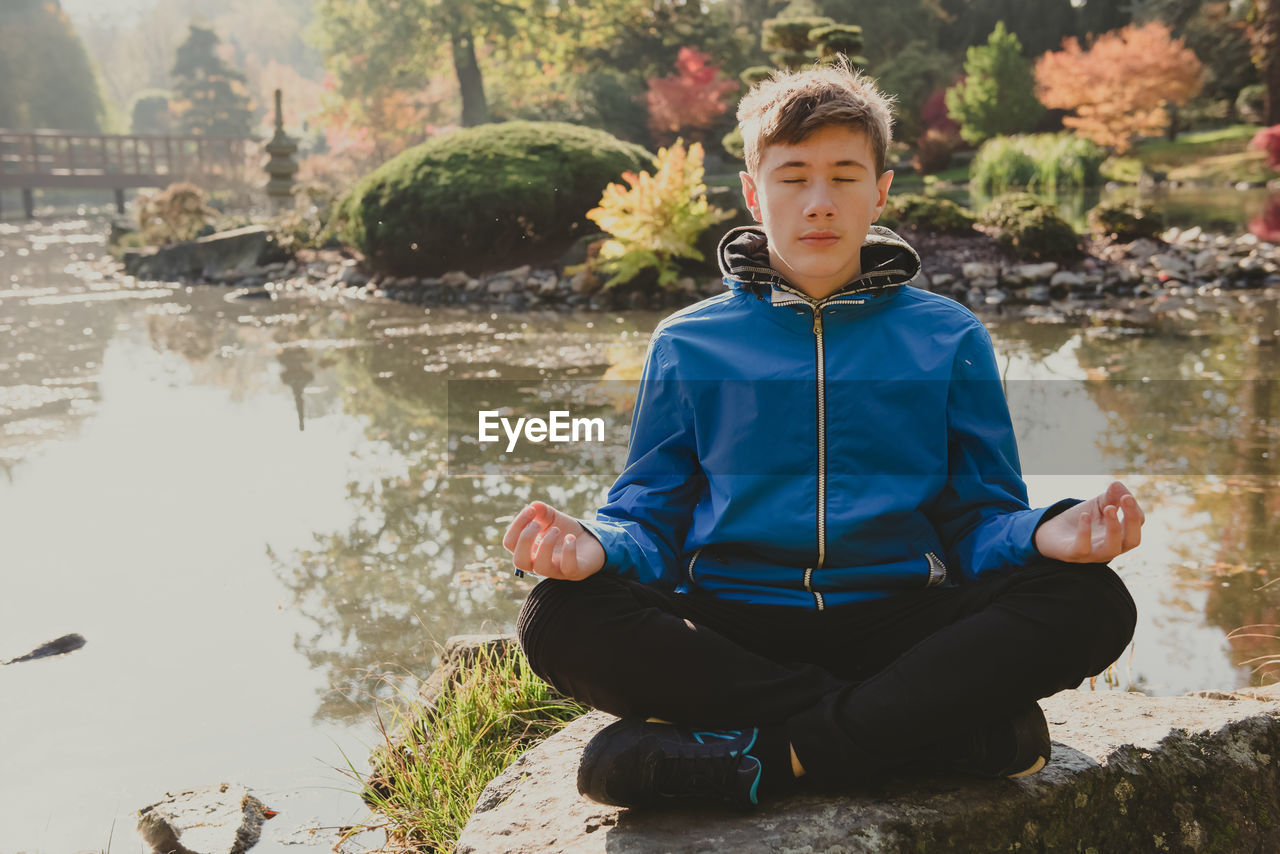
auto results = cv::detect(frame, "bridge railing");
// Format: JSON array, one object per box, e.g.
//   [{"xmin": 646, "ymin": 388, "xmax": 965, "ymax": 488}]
[{"xmin": 0, "ymin": 130, "xmax": 257, "ymax": 189}]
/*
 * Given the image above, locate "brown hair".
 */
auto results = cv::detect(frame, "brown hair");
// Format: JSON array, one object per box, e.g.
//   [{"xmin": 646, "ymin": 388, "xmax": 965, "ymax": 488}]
[{"xmin": 737, "ymin": 56, "xmax": 895, "ymax": 178}]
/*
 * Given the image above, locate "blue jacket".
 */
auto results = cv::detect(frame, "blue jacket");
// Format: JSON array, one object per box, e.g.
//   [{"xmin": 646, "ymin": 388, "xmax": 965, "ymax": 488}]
[{"xmin": 580, "ymin": 225, "xmax": 1072, "ymax": 609}]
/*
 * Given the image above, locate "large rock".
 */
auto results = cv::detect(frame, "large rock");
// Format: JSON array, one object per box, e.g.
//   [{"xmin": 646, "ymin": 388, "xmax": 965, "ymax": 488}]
[
  {"xmin": 137, "ymin": 783, "xmax": 274, "ymax": 854},
  {"xmin": 457, "ymin": 687, "xmax": 1280, "ymax": 854},
  {"xmin": 125, "ymin": 226, "xmax": 274, "ymax": 281}
]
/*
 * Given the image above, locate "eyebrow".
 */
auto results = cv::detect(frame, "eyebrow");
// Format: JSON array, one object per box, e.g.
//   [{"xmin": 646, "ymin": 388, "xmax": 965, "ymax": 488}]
[{"xmin": 770, "ymin": 159, "xmax": 870, "ymax": 174}]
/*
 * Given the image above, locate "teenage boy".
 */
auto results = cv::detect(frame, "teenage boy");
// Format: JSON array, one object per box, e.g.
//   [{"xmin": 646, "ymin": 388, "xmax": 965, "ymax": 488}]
[{"xmin": 503, "ymin": 59, "xmax": 1141, "ymax": 809}]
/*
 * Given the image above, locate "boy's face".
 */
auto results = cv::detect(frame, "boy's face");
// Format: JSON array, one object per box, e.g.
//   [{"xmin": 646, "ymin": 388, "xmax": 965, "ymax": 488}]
[{"xmin": 739, "ymin": 126, "xmax": 893, "ymax": 301}]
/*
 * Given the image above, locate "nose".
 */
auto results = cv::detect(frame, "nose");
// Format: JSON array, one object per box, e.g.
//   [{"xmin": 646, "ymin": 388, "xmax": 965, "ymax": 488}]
[{"xmin": 804, "ymin": 187, "xmax": 835, "ymax": 219}]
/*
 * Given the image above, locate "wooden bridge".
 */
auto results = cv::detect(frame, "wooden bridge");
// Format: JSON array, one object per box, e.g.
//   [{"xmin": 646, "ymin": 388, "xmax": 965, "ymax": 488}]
[{"xmin": 0, "ymin": 129, "xmax": 257, "ymax": 218}]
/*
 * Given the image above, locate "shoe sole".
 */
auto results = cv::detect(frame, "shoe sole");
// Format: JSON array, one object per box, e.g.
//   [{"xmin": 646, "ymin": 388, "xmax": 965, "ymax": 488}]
[
  {"xmin": 578, "ymin": 720, "xmax": 642, "ymax": 807},
  {"xmin": 1007, "ymin": 754, "xmax": 1047, "ymax": 778}
]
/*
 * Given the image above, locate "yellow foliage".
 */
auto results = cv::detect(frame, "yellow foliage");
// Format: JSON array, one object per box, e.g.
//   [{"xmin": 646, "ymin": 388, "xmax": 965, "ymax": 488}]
[{"xmin": 580, "ymin": 139, "xmax": 733, "ymax": 290}]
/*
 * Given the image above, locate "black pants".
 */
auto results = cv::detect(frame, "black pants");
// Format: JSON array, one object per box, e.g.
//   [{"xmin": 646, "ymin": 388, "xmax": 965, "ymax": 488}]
[{"xmin": 516, "ymin": 558, "xmax": 1136, "ymax": 784}]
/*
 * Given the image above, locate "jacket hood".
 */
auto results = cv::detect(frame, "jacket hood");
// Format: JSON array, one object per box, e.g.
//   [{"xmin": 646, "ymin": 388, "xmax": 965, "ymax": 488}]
[{"xmin": 716, "ymin": 224, "xmax": 922, "ymax": 302}]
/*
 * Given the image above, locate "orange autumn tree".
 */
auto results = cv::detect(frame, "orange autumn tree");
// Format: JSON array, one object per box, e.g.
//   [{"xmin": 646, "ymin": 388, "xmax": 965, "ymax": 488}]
[
  {"xmin": 1034, "ymin": 22, "xmax": 1204, "ymax": 153},
  {"xmin": 646, "ymin": 46, "xmax": 740, "ymax": 147}
]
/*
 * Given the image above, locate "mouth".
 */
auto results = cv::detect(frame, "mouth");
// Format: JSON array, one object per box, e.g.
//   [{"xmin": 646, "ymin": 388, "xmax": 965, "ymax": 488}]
[{"xmin": 800, "ymin": 234, "xmax": 839, "ymax": 246}]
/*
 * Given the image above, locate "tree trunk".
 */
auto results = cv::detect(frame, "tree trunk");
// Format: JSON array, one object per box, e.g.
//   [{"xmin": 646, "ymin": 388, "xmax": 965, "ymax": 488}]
[
  {"xmin": 450, "ymin": 25, "xmax": 489, "ymax": 127},
  {"xmin": 1256, "ymin": 0, "xmax": 1280, "ymax": 125}
]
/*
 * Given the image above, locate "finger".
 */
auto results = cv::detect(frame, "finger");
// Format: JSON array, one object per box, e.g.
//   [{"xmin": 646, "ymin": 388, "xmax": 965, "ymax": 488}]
[
  {"xmin": 502, "ymin": 505, "xmax": 535, "ymax": 552},
  {"xmin": 560, "ymin": 534, "xmax": 582, "ymax": 579},
  {"xmin": 532, "ymin": 527, "xmax": 562, "ymax": 576},
  {"xmin": 1100, "ymin": 504, "xmax": 1123, "ymax": 560},
  {"xmin": 1073, "ymin": 509, "xmax": 1092, "ymax": 559},
  {"xmin": 529, "ymin": 501, "xmax": 552, "ymax": 526},
  {"xmin": 1124, "ymin": 491, "xmax": 1147, "ymax": 526},
  {"xmin": 511, "ymin": 519, "xmax": 541, "ymax": 570},
  {"xmin": 1120, "ymin": 494, "xmax": 1143, "ymax": 552}
]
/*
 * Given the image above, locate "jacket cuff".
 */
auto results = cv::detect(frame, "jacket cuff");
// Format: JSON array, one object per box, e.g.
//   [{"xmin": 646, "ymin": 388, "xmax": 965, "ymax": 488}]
[
  {"xmin": 1029, "ymin": 498, "xmax": 1085, "ymax": 558},
  {"xmin": 576, "ymin": 517, "xmax": 629, "ymax": 575}
]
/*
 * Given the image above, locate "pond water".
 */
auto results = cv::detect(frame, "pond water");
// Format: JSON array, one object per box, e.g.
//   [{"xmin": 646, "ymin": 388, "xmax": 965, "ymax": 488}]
[{"xmin": 1, "ymin": 216, "xmax": 1277, "ymax": 852}]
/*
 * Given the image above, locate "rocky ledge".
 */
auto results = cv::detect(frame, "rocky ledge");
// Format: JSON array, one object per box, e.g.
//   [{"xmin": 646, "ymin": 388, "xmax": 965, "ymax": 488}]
[
  {"xmin": 457, "ymin": 686, "xmax": 1280, "ymax": 854},
  {"xmin": 114, "ymin": 224, "xmax": 1280, "ymax": 319}
]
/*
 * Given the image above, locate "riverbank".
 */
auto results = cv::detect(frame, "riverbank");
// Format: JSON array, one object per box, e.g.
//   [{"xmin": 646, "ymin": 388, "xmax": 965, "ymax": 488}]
[{"xmin": 114, "ymin": 221, "xmax": 1280, "ymax": 325}]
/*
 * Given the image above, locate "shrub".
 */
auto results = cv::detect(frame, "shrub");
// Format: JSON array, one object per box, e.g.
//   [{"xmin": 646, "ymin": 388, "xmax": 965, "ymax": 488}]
[
  {"xmin": 1100, "ymin": 155, "xmax": 1144, "ymax": 184},
  {"xmin": 273, "ymin": 183, "xmax": 340, "ymax": 253},
  {"xmin": 646, "ymin": 46, "xmax": 739, "ymax": 147},
  {"xmin": 574, "ymin": 139, "xmax": 734, "ymax": 289},
  {"xmin": 944, "ymin": 22, "xmax": 1044, "ymax": 146},
  {"xmin": 722, "ymin": 126, "xmax": 745, "ymax": 161},
  {"xmin": 970, "ymin": 133, "xmax": 1105, "ymax": 194},
  {"xmin": 1087, "ymin": 197, "xmax": 1165, "ymax": 242},
  {"xmin": 979, "ymin": 193, "xmax": 1081, "ymax": 260},
  {"xmin": 881, "ymin": 193, "xmax": 974, "ymax": 235},
  {"xmin": 129, "ymin": 89, "xmax": 171, "ymax": 135},
  {"xmin": 1237, "ymin": 84, "xmax": 1266, "ymax": 125},
  {"xmin": 136, "ymin": 182, "xmax": 216, "ymax": 246},
  {"xmin": 1251, "ymin": 125, "xmax": 1280, "ymax": 172},
  {"xmin": 331, "ymin": 121, "xmax": 652, "ymax": 276},
  {"xmin": 913, "ymin": 128, "xmax": 959, "ymax": 174}
]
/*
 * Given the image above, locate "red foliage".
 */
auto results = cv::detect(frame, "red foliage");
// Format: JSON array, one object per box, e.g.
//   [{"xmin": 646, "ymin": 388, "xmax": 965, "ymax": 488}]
[
  {"xmin": 1249, "ymin": 193, "xmax": 1280, "ymax": 243},
  {"xmin": 1251, "ymin": 125, "xmax": 1280, "ymax": 172},
  {"xmin": 646, "ymin": 47, "xmax": 739, "ymax": 147},
  {"xmin": 920, "ymin": 87, "xmax": 960, "ymax": 136}
]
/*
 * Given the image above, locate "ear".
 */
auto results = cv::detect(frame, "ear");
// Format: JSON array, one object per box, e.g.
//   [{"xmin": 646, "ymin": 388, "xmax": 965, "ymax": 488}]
[
  {"xmin": 872, "ymin": 170, "xmax": 894, "ymax": 222},
  {"xmin": 739, "ymin": 170, "xmax": 763, "ymax": 222}
]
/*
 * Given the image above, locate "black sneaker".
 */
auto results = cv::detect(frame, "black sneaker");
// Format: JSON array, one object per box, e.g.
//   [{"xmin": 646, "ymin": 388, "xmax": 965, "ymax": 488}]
[
  {"xmin": 577, "ymin": 719, "xmax": 763, "ymax": 809},
  {"xmin": 947, "ymin": 701, "xmax": 1051, "ymax": 779}
]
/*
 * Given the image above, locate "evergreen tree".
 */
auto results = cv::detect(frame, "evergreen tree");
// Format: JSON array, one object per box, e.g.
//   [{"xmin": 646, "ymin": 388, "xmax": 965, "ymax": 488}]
[
  {"xmin": 945, "ymin": 22, "xmax": 1044, "ymax": 145},
  {"xmin": 0, "ymin": 0, "xmax": 104, "ymax": 130},
  {"xmin": 170, "ymin": 24, "xmax": 254, "ymax": 137}
]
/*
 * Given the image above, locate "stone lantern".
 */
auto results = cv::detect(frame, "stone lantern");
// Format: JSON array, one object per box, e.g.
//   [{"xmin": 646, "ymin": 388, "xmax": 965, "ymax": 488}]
[{"xmin": 264, "ymin": 88, "xmax": 299, "ymax": 214}]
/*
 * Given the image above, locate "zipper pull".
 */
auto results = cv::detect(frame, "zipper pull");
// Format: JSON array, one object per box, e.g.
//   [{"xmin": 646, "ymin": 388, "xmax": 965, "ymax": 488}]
[{"xmin": 813, "ymin": 311, "xmax": 823, "ymax": 335}]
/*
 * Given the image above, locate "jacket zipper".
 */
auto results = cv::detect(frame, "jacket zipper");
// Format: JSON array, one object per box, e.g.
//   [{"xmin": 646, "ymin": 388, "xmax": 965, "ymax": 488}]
[
  {"xmin": 770, "ymin": 284, "xmax": 868, "ymax": 611},
  {"xmin": 925, "ymin": 551, "xmax": 948, "ymax": 587},
  {"xmin": 686, "ymin": 546, "xmax": 704, "ymax": 587},
  {"xmin": 812, "ymin": 309, "xmax": 827, "ymax": 611}
]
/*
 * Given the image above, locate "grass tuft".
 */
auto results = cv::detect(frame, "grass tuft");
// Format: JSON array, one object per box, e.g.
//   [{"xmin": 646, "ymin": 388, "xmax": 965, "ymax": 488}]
[
  {"xmin": 348, "ymin": 643, "xmax": 587, "ymax": 853},
  {"xmin": 970, "ymin": 133, "xmax": 1105, "ymax": 195}
]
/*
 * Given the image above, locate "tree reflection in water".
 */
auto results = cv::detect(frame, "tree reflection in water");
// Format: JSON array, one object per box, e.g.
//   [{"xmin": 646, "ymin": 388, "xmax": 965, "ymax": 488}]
[
  {"xmin": 139, "ymin": 288, "xmax": 1280, "ymax": 714},
  {"xmin": 999, "ymin": 296, "xmax": 1280, "ymax": 689},
  {"xmin": 259, "ymin": 307, "xmax": 654, "ymax": 721}
]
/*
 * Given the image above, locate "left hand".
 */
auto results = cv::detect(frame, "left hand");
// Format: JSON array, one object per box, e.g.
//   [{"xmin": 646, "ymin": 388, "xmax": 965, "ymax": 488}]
[{"xmin": 1034, "ymin": 480, "xmax": 1145, "ymax": 563}]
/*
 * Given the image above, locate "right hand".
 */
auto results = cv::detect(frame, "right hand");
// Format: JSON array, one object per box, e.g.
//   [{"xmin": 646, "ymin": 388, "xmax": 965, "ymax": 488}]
[{"xmin": 502, "ymin": 501, "xmax": 605, "ymax": 581}]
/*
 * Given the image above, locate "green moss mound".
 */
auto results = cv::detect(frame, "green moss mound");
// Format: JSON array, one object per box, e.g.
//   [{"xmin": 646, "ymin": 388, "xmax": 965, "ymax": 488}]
[
  {"xmin": 881, "ymin": 193, "xmax": 975, "ymax": 235},
  {"xmin": 1087, "ymin": 197, "xmax": 1165, "ymax": 243},
  {"xmin": 332, "ymin": 121, "xmax": 653, "ymax": 276},
  {"xmin": 979, "ymin": 193, "xmax": 1081, "ymax": 261}
]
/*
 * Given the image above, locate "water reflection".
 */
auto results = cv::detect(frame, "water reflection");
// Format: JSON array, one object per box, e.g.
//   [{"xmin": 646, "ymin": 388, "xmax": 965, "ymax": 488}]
[
  {"xmin": 995, "ymin": 295, "xmax": 1280, "ymax": 690},
  {"xmin": 7, "ymin": 217, "xmax": 1280, "ymax": 741},
  {"xmin": 243, "ymin": 308, "xmax": 656, "ymax": 720}
]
